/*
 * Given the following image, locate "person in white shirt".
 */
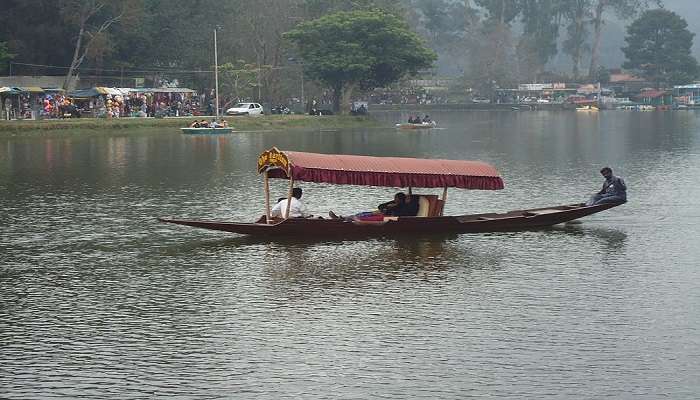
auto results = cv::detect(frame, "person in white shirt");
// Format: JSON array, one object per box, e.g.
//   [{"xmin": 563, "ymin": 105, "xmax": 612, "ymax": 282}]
[{"xmin": 271, "ymin": 187, "xmax": 311, "ymax": 218}]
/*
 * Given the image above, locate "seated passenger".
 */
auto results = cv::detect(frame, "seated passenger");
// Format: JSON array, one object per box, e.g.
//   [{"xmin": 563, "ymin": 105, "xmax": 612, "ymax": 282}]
[
  {"xmin": 329, "ymin": 192, "xmax": 417, "ymax": 220},
  {"xmin": 271, "ymin": 188, "xmax": 311, "ymax": 218},
  {"xmin": 422, "ymin": 115, "xmax": 431, "ymax": 123},
  {"xmin": 189, "ymin": 120, "xmax": 201, "ymax": 128},
  {"xmin": 586, "ymin": 167, "xmax": 627, "ymax": 206}
]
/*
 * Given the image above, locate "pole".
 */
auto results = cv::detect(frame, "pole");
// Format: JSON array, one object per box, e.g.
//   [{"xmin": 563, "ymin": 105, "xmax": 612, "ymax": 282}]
[
  {"xmin": 284, "ymin": 177, "xmax": 294, "ymax": 219},
  {"xmin": 300, "ymin": 65, "xmax": 304, "ymax": 111},
  {"xmin": 442, "ymin": 187, "xmax": 448, "ymax": 217},
  {"xmin": 264, "ymin": 171, "xmax": 271, "ymax": 223},
  {"xmin": 9, "ymin": 62, "xmax": 12, "ymax": 76},
  {"xmin": 257, "ymin": 64, "xmax": 262, "ymax": 101},
  {"xmin": 214, "ymin": 29, "xmax": 220, "ymax": 120}
]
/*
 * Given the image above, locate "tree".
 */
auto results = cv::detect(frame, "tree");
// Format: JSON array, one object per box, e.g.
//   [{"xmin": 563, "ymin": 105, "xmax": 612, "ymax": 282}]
[
  {"xmin": 59, "ymin": 0, "xmax": 131, "ymax": 89},
  {"xmin": 219, "ymin": 61, "xmax": 260, "ymax": 106},
  {"xmin": 285, "ymin": 10, "xmax": 436, "ymax": 113},
  {"xmin": 562, "ymin": 0, "xmax": 592, "ymax": 79},
  {"xmin": 622, "ymin": 9, "xmax": 699, "ymax": 87},
  {"xmin": 517, "ymin": 0, "xmax": 563, "ymax": 81},
  {"xmin": 0, "ymin": 42, "xmax": 14, "ymax": 74},
  {"xmin": 587, "ymin": 0, "xmax": 658, "ymax": 79}
]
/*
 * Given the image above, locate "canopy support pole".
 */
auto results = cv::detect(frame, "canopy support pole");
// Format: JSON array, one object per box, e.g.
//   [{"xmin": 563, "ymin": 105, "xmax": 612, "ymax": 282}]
[
  {"xmin": 284, "ymin": 177, "xmax": 294, "ymax": 219},
  {"xmin": 408, "ymin": 186, "xmax": 412, "ymax": 196},
  {"xmin": 264, "ymin": 171, "xmax": 271, "ymax": 224},
  {"xmin": 442, "ymin": 187, "xmax": 448, "ymax": 217}
]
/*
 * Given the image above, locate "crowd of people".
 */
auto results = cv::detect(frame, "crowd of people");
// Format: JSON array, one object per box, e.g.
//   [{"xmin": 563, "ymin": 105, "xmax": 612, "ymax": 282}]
[
  {"xmin": 2, "ymin": 90, "xmax": 206, "ymax": 120},
  {"xmin": 407, "ymin": 114, "xmax": 431, "ymax": 123}
]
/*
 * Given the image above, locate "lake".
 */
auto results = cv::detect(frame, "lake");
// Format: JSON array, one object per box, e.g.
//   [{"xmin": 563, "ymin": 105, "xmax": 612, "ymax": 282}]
[{"xmin": 1, "ymin": 110, "xmax": 699, "ymax": 399}]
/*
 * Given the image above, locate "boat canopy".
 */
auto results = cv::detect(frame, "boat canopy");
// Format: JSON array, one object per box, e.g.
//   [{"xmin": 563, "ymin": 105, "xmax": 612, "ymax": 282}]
[{"xmin": 257, "ymin": 147, "xmax": 504, "ymax": 190}]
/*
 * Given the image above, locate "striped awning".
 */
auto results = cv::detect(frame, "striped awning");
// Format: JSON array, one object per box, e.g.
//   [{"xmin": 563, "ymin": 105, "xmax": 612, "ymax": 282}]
[
  {"xmin": 16, "ymin": 86, "xmax": 45, "ymax": 93},
  {"xmin": 258, "ymin": 147, "xmax": 504, "ymax": 190}
]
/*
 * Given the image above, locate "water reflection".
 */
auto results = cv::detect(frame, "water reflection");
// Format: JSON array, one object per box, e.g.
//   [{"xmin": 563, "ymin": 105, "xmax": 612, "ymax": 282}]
[
  {"xmin": 2, "ymin": 111, "xmax": 700, "ymax": 399},
  {"xmin": 554, "ymin": 224, "xmax": 628, "ymax": 250}
]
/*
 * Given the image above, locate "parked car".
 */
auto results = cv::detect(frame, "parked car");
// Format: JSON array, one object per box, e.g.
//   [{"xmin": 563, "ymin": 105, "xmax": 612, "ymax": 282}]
[
  {"xmin": 226, "ymin": 102, "xmax": 264, "ymax": 116},
  {"xmin": 536, "ymin": 98, "xmax": 551, "ymax": 103},
  {"xmin": 472, "ymin": 97, "xmax": 491, "ymax": 104}
]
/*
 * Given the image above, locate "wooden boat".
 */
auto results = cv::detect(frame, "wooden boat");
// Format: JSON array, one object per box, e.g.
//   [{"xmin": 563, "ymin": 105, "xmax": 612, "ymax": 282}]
[
  {"xmin": 180, "ymin": 127, "xmax": 234, "ymax": 134},
  {"xmin": 576, "ymin": 105, "xmax": 599, "ymax": 112},
  {"xmin": 159, "ymin": 147, "xmax": 623, "ymax": 238},
  {"xmin": 395, "ymin": 121, "xmax": 437, "ymax": 129}
]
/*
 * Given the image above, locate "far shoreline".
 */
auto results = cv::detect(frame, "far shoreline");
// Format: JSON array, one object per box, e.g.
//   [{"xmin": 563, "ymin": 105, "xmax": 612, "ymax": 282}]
[{"xmin": 0, "ymin": 115, "xmax": 382, "ymax": 136}]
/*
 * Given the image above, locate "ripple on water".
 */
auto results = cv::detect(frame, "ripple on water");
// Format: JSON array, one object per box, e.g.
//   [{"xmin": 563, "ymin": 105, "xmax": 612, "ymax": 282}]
[{"xmin": 2, "ymin": 112, "xmax": 700, "ymax": 398}]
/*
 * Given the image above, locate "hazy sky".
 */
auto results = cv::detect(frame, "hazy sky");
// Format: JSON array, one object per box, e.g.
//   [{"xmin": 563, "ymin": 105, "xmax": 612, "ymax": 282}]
[{"xmin": 546, "ymin": 0, "xmax": 700, "ymax": 74}]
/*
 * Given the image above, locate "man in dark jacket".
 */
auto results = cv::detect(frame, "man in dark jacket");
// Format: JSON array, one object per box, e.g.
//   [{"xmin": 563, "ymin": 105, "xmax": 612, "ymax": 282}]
[{"xmin": 587, "ymin": 167, "xmax": 627, "ymax": 205}]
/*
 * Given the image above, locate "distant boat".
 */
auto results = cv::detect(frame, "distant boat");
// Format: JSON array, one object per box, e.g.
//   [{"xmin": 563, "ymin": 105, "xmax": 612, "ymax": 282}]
[
  {"xmin": 395, "ymin": 121, "xmax": 437, "ymax": 129},
  {"xmin": 181, "ymin": 127, "xmax": 234, "ymax": 134},
  {"xmin": 576, "ymin": 105, "xmax": 599, "ymax": 112}
]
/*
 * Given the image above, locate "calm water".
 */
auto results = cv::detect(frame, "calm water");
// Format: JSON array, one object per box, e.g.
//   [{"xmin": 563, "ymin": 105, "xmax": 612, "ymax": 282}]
[{"xmin": 1, "ymin": 111, "xmax": 699, "ymax": 399}]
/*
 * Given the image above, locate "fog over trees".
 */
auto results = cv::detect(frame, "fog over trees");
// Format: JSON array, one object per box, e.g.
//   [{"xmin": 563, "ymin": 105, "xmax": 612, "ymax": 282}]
[{"xmin": 1, "ymin": 0, "xmax": 698, "ymax": 101}]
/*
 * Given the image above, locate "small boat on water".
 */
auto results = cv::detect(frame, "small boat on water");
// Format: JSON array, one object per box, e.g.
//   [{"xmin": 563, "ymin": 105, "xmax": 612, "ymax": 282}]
[
  {"xmin": 576, "ymin": 105, "xmax": 599, "ymax": 112},
  {"xmin": 180, "ymin": 127, "xmax": 234, "ymax": 134},
  {"xmin": 159, "ymin": 148, "xmax": 624, "ymax": 239},
  {"xmin": 395, "ymin": 121, "xmax": 437, "ymax": 129}
]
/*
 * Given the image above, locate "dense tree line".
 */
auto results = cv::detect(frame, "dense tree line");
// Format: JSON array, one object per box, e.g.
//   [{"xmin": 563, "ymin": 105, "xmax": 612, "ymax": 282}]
[{"xmin": 1, "ymin": 0, "xmax": 697, "ymax": 101}]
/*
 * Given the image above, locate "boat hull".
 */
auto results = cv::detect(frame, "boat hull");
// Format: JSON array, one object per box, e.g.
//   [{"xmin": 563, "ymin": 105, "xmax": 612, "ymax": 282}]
[
  {"xmin": 181, "ymin": 127, "xmax": 234, "ymax": 134},
  {"xmin": 159, "ymin": 202, "xmax": 621, "ymax": 238},
  {"xmin": 395, "ymin": 122, "xmax": 437, "ymax": 129}
]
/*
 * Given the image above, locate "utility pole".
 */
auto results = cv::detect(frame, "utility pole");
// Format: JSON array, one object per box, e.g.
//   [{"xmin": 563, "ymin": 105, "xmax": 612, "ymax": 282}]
[
  {"xmin": 300, "ymin": 65, "xmax": 304, "ymax": 111},
  {"xmin": 214, "ymin": 28, "xmax": 220, "ymax": 119}
]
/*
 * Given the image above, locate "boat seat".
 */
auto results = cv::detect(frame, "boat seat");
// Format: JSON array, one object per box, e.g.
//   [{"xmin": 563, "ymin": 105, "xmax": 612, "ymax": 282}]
[{"xmin": 415, "ymin": 195, "xmax": 444, "ymax": 217}]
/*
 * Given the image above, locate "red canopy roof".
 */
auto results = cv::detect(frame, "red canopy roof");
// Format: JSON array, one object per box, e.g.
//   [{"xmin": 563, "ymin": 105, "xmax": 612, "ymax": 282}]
[{"xmin": 258, "ymin": 148, "xmax": 504, "ymax": 190}]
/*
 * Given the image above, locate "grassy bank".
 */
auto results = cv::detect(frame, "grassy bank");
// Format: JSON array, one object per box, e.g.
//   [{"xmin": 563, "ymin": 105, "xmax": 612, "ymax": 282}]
[{"xmin": 0, "ymin": 115, "xmax": 382, "ymax": 136}]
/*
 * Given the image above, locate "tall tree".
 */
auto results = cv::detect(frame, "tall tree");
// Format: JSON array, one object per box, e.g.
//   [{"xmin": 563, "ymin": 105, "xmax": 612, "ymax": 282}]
[
  {"xmin": 562, "ymin": 0, "xmax": 592, "ymax": 79},
  {"xmin": 0, "ymin": 42, "xmax": 14, "ymax": 74},
  {"xmin": 622, "ymin": 9, "xmax": 699, "ymax": 87},
  {"xmin": 464, "ymin": 0, "xmax": 521, "ymax": 93},
  {"xmin": 587, "ymin": 0, "xmax": 658, "ymax": 79},
  {"xmin": 285, "ymin": 10, "xmax": 435, "ymax": 113},
  {"xmin": 59, "ymin": 0, "xmax": 134, "ymax": 89},
  {"xmin": 517, "ymin": 0, "xmax": 563, "ymax": 81}
]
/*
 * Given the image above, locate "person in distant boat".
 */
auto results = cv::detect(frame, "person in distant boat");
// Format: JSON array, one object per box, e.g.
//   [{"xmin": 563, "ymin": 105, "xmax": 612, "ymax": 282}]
[
  {"xmin": 378, "ymin": 192, "xmax": 408, "ymax": 216},
  {"xmin": 381, "ymin": 193, "xmax": 418, "ymax": 217},
  {"xmin": 189, "ymin": 120, "xmax": 201, "ymax": 128},
  {"xmin": 219, "ymin": 119, "xmax": 229, "ymax": 128},
  {"xmin": 271, "ymin": 187, "xmax": 311, "ymax": 218},
  {"xmin": 199, "ymin": 119, "xmax": 210, "ymax": 128},
  {"xmin": 422, "ymin": 115, "xmax": 431, "ymax": 123},
  {"xmin": 586, "ymin": 167, "xmax": 627, "ymax": 205},
  {"xmin": 329, "ymin": 192, "xmax": 418, "ymax": 220},
  {"xmin": 408, "ymin": 115, "xmax": 415, "ymax": 123}
]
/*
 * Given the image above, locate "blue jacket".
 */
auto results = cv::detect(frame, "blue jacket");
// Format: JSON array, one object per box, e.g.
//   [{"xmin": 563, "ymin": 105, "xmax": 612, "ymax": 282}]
[{"xmin": 600, "ymin": 176, "xmax": 627, "ymax": 199}]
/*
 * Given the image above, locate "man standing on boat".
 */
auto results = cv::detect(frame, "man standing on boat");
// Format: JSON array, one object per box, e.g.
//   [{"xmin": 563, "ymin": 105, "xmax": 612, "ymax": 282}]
[
  {"xmin": 587, "ymin": 167, "xmax": 627, "ymax": 205},
  {"xmin": 271, "ymin": 188, "xmax": 311, "ymax": 218}
]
